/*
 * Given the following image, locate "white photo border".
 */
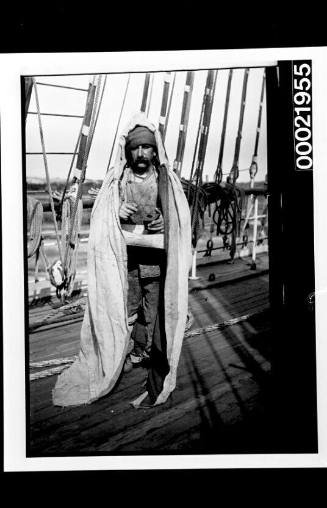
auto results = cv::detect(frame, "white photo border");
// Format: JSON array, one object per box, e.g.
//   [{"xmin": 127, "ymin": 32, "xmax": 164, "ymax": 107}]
[{"xmin": 2, "ymin": 47, "xmax": 327, "ymax": 471}]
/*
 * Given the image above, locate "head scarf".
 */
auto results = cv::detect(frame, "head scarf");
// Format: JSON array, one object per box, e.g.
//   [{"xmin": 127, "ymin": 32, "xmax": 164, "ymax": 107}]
[{"xmin": 125, "ymin": 125, "xmax": 157, "ymax": 152}]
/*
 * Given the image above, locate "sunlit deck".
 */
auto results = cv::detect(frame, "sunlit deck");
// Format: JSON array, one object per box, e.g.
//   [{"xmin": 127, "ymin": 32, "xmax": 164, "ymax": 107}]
[{"xmin": 28, "ymin": 252, "xmax": 273, "ymax": 456}]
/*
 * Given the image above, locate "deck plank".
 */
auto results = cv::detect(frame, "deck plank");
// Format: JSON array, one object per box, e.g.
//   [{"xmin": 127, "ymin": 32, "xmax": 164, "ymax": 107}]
[
  {"xmin": 28, "ymin": 253, "xmax": 272, "ymax": 455},
  {"xmin": 29, "ymin": 315, "xmax": 272, "ymax": 454}
]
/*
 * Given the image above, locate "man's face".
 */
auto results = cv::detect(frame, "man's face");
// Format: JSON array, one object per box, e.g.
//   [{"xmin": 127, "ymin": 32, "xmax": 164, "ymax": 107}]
[{"xmin": 129, "ymin": 144, "xmax": 156, "ymax": 173}]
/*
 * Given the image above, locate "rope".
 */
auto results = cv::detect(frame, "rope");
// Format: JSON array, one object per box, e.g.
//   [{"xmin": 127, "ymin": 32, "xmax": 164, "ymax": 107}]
[
  {"xmin": 107, "ymin": 74, "xmax": 131, "ymax": 171},
  {"xmin": 29, "ymin": 309, "xmax": 266, "ymax": 381},
  {"xmin": 92, "ymin": 75, "xmax": 107, "ymax": 135},
  {"xmin": 29, "ymin": 296, "xmax": 86, "ymax": 331},
  {"xmin": 192, "ymin": 70, "xmax": 218, "ymax": 242},
  {"xmin": 58, "ymin": 125, "xmax": 83, "ymax": 221},
  {"xmin": 88, "ymin": 75, "xmax": 105, "ymax": 152},
  {"xmin": 241, "ymin": 71, "xmax": 266, "ymax": 237},
  {"xmin": 58, "ymin": 75, "xmax": 105, "ymax": 215},
  {"xmin": 212, "ymin": 183, "xmax": 245, "ymax": 243},
  {"xmin": 59, "ymin": 196, "xmax": 83, "ymax": 297},
  {"xmin": 25, "ymin": 77, "xmax": 34, "ymax": 122},
  {"xmin": 30, "ymin": 76, "xmax": 106, "ymax": 299},
  {"xmin": 141, "ymin": 73, "xmax": 151, "ymax": 112},
  {"xmin": 187, "ymin": 79, "xmax": 207, "ymax": 200},
  {"xmin": 252, "ymin": 70, "xmax": 266, "ymax": 163},
  {"xmin": 229, "ymin": 68, "xmax": 250, "ymax": 184},
  {"xmin": 163, "ymin": 71, "xmax": 176, "ymax": 142},
  {"xmin": 174, "ymin": 71, "xmax": 195, "ymax": 176},
  {"xmin": 57, "ymin": 75, "xmax": 104, "ymax": 300},
  {"xmin": 214, "ymin": 69, "xmax": 233, "ymax": 185},
  {"xmin": 39, "ymin": 242, "xmax": 51, "ymax": 272},
  {"xmin": 182, "ymin": 178, "xmax": 208, "ymax": 218},
  {"xmin": 183, "ymin": 309, "xmax": 265, "ymax": 338},
  {"xmin": 158, "ymin": 72, "xmax": 172, "ymax": 140},
  {"xmin": 27, "ymin": 196, "xmax": 43, "ymax": 258},
  {"xmin": 46, "ymin": 297, "xmax": 86, "ymax": 318},
  {"xmin": 30, "ymin": 365, "xmax": 73, "ymax": 381},
  {"xmin": 190, "ymin": 70, "xmax": 218, "ymax": 245},
  {"xmin": 30, "ymin": 356, "xmax": 77, "ymax": 368},
  {"xmin": 207, "ymin": 68, "xmax": 249, "ymax": 260},
  {"xmin": 33, "ymin": 78, "xmax": 63, "ymax": 263},
  {"xmin": 146, "ymin": 73, "xmax": 154, "ymax": 116},
  {"xmin": 29, "ymin": 296, "xmax": 138, "ymax": 331},
  {"xmin": 201, "ymin": 182, "xmax": 222, "ymax": 204}
]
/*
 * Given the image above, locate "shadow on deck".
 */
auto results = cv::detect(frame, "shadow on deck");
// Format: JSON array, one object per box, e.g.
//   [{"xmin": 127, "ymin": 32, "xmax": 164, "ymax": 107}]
[{"xmin": 28, "ymin": 253, "xmax": 274, "ymax": 456}]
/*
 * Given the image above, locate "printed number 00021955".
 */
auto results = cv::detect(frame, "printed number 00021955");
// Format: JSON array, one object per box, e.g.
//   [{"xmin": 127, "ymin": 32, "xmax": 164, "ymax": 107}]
[{"xmin": 293, "ymin": 62, "xmax": 313, "ymax": 170}]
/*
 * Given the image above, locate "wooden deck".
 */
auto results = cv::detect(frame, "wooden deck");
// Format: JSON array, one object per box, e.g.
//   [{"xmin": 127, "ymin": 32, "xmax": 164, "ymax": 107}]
[{"xmin": 28, "ymin": 252, "xmax": 273, "ymax": 456}]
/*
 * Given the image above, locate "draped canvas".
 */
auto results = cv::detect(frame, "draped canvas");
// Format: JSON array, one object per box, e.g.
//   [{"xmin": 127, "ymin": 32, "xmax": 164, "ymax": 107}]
[{"xmin": 52, "ymin": 113, "xmax": 191, "ymax": 407}]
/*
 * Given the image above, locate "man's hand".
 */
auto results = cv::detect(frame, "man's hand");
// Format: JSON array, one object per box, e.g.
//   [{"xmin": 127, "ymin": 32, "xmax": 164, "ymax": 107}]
[
  {"xmin": 147, "ymin": 208, "xmax": 164, "ymax": 233},
  {"xmin": 119, "ymin": 202, "xmax": 138, "ymax": 220}
]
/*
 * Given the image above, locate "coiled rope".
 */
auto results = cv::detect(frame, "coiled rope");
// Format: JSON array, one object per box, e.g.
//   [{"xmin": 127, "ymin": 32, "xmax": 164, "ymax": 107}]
[
  {"xmin": 212, "ymin": 183, "xmax": 244, "ymax": 238},
  {"xmin": 182, "ymin": 178, "xmax": 207, "ymax": 216}
]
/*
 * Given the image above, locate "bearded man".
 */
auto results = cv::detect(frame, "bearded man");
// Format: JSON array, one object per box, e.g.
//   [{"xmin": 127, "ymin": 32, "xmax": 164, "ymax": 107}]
[
  {"xmin": 52, "ymin": 113, "xmax": 191, "ymax": 408},
  {"xmin": 120, "ymin": 124, "xmax": 166, "ymax": 380}
]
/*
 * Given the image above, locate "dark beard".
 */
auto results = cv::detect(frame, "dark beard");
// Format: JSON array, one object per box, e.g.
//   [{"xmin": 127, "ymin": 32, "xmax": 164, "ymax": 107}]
[{"xmin": 131, "ymin": 158, "xmax": 151, "ymax": 174}]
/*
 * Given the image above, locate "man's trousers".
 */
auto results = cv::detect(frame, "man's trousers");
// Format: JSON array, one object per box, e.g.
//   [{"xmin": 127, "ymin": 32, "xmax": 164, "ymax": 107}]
[{"xmin": 127, "ymin": 246, "xmax": 170, "ymax": 403}]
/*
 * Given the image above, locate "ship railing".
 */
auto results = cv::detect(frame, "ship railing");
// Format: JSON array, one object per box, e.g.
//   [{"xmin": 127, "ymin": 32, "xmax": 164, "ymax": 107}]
[{"xmin": 27, "ymin": 185, "xmax": 268, "ymax": 286}]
